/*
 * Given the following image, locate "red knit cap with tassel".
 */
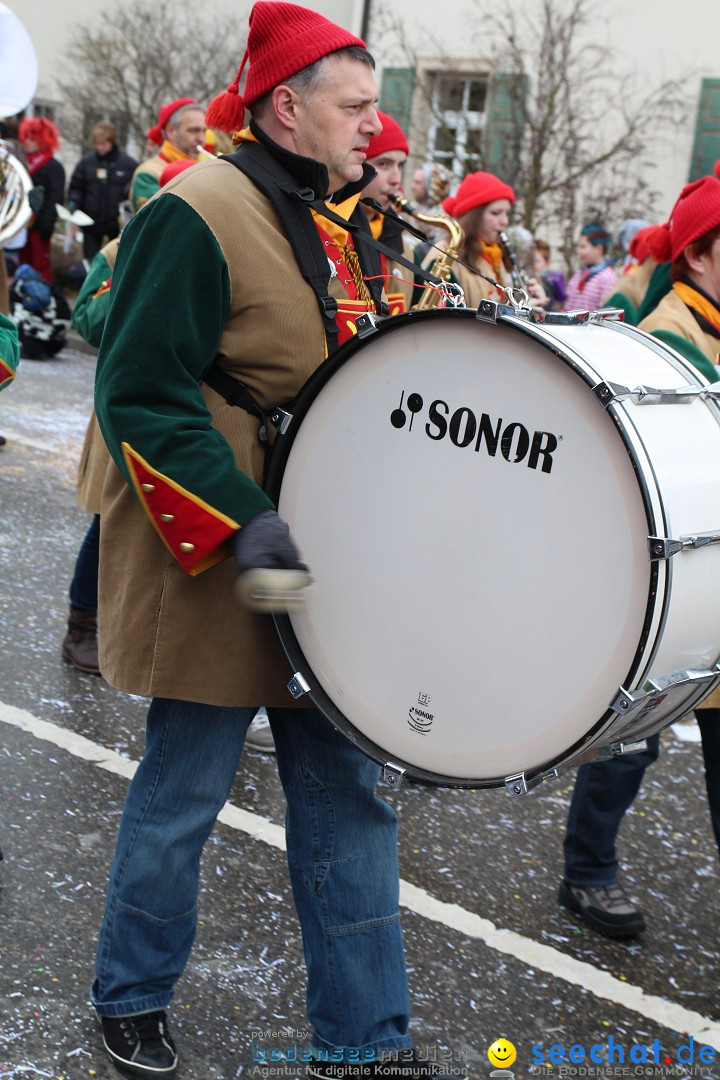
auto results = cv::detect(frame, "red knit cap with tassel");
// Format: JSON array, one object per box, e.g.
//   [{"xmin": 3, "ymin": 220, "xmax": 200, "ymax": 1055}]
[
  {"xmin": 646, "ymin": 175, "xmax": 720, "ymax": 263},
  {"xmin": 146, "ymin": 97, "xmax": 200, "ymax": 146},
  {"xmin": 206, "ymin": 1, "xmax": 366, "ymax": 134}
]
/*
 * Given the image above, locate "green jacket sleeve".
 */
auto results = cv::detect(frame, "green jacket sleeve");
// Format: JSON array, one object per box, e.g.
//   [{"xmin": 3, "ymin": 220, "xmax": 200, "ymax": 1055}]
[
  {"xmin": 71, "ymin": 251, "xmax": 113, "ymax": 348},
  {"xmin": 94, "ymin": 192, "xmax": 274, "ymax": 574},
  {"xmin": 650, "ymin": 329, "xmax": 720, "ymax": 383},
  {"xmin": 0, "ymin": 312, "xmax": 20, "ymax": 391},
  {"xmin": 130, "ymin": 170, "xmax": 160, "ymax": 212}
]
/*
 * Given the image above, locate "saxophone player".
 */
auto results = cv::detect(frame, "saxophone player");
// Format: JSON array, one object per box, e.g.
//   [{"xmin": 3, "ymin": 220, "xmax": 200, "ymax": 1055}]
[{"xmin": 360, "ymin": 111, "xmax": 416, "ymax": 313}]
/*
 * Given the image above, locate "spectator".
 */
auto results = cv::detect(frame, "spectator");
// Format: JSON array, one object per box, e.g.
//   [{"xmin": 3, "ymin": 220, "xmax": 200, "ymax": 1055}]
[
  {"xmin": 17, "ymin": 116, "xmax": 65, "ymax": 283},
  {"xmin": 563, "ymin": 223, "xmax": 617, "ymax": 312},
  {"xmin": 533, "ymin": 238, "xmax": 567, "ymax": 311},
  {"xmin": 67, "ymin": 122, "xmax": 137, "ymax": 261}
]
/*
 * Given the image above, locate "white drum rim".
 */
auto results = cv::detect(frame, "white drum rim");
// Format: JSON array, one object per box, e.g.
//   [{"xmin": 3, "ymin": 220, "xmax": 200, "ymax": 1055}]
[{"xmin": 265, "ymin": 307, "xmax": 666, "ymax": 788}]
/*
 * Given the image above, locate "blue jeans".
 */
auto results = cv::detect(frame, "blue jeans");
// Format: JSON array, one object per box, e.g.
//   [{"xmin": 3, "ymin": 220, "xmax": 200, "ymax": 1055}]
[
  {"xmin": 563, "ymin": 734, "xmax": 661, "ymax": 886},
  {"xmin": 69, "ymin": 514, "xmax": 100, "ymax": 611},
  {"xmin": 91, "ymin": 698, "xmax": 411, "ymax": 1057}
]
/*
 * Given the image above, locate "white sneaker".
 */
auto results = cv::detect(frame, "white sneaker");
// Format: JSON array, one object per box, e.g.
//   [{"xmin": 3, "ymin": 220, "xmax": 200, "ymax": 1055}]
[{"xmin": 245, "ymin": 708, "xmax": 276, "ymax": 753}]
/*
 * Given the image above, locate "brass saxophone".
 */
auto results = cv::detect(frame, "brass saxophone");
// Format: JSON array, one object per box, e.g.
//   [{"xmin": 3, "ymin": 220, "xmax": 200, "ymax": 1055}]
[{"xmin": 389, "ymin": 194, "xmax": 465, "ymax": 309}]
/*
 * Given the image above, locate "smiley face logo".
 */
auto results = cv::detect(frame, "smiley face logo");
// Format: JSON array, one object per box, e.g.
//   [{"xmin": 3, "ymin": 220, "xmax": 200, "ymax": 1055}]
[{"xmin": 488, "ymin": 1039, "xmax": 516, "ymax": 1068}]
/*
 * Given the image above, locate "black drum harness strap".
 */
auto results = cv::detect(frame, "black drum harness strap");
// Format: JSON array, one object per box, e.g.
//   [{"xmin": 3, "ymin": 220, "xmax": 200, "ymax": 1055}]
[{"xmin": 202, "ymin": 138, "xmax": 444, "ymax": 430}]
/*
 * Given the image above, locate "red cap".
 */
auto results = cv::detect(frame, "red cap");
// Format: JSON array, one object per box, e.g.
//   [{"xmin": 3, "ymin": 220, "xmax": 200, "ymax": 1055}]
[
  {"xmin": 646, "ymin": 175, "xmax": 720, "ymax": 263},
  {"xmin": 442, "ymin": 171, "xmax": 515, "ymax": 218},
  {"xmin": 146, "ymin": 97, "xmax": 201, "ymax": 146},
  {"xmin": 206, "ymin": 1, "xmax": 366, "ymax": 134},
  {"xmin": 159, "ymin": 159, "xmax": 197, "ymax": 187},
  {"xmin": 365, "ymin": 111, "xmax": 409, "ymax": 160}
]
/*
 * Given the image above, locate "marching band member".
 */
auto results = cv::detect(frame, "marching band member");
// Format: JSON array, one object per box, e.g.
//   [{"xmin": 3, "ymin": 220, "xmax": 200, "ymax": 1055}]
[
  {"xmin": 89, "ymin": 3, "xmax": 467, "ymax": 1076},
  {"xmin": 434, "ymin": 170, "xmax": 515, "ymax": 306},
  {"xmin": 128, "ymin": 98, "xmax": 206, "ymax": 210},
  {"xmin": 360, "ymin": 110, "xmax": 415, "ymax": 312},
  {"xmin": 559, "ymin": 175, "xmax": 720, "ymax": 941}
]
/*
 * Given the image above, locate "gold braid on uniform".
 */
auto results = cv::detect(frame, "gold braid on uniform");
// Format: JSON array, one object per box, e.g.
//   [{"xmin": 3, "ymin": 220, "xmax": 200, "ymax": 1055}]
[{"xmin": 339, "ymin": 244, "xmax": 373, "ymax": 305}]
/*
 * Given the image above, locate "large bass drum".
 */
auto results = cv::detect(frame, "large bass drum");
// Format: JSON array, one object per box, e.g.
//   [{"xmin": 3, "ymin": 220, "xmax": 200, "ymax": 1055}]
[{"xmin": 264, "ymin": 306, "xmax": 720, "ymax": 791}]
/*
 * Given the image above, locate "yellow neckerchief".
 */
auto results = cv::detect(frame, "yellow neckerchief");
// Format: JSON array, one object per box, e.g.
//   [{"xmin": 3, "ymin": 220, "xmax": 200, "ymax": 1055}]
[
  {"xmin": 368, "ymin": 214, "xmax": 384, "ymax": 240},
  {"xmin": 674, "ymin": 281, "xmax": 720, "ymax": 334},
  {"xmin": 159, "ymin": 139, "xmax": 196, "ymax": 164},
  {"xmin": 478, "ymin": 240, "xmax": 504, "ymax": 277}
]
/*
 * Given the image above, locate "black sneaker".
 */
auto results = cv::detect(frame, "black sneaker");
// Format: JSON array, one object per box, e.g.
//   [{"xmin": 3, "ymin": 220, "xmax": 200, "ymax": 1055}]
[
  {"xmin": 98, "ymin": 1010, "xmax": 178, "ymax": 1078},
  {"xmin": 307, "ymin": 1049, "xmax": 468, "ymax": 1079},
  {"xmin": 558, "ymin": 879, "xmax": 646, "ymax": 938}
]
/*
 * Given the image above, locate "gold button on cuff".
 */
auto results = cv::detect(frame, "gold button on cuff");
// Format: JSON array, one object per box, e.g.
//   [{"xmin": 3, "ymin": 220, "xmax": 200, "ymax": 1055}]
[
  {"xmin": 141, "ymin": 483, "xmax": 155, "ymax": 493},
  {"xmin": 159, "ymin": 514, "xmax": 174, "ymax": 522},
  {"xmin": 179, "ymin": 542, "xmax": 195, "ymax": 553}
]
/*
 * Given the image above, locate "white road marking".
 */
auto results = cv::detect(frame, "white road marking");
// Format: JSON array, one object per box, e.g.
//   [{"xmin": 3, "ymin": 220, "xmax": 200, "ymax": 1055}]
[{"xmin": 2, "ymin": 699, "xmax": 719, "ymax": 1049}]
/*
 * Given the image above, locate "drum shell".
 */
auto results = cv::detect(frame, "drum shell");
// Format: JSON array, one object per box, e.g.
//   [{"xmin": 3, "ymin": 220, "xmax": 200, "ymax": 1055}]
[{"xmin": 266, "ymin": 309, "xmax": 720, "ymax": 787}]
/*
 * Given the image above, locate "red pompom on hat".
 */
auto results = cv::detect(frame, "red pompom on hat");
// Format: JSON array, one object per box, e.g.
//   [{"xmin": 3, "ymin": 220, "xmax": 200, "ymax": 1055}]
[
  {"xmin": 715, "ymin": 160, "xmax": 720, "ymax": 180},
  {"xmin": 206, "ymin": 0, "xmax": 366, "ymax": 134},
  {"xmin": 365, "ymin": 111, "xmax": 409, "ymax": 160},
  {"xmin": 628, "ymin": 224, "xmax": 656, "ymax": 264},
  {"xmin": 442, "ymin": 171, "xmax": 515, "ymax": 219},
  {"xmin": 159, "ymin": 159, "xmax": 197, "ymax": 187},
  {"xmin": 647, "ymin": 175, "xmax": 720, "ymax": 263}
]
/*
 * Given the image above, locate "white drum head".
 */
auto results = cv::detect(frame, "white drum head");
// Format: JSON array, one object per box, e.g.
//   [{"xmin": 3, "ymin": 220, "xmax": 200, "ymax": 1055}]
[{"xmin": 273, "ymin": 312, "xmax": 652, "ymax": 784}]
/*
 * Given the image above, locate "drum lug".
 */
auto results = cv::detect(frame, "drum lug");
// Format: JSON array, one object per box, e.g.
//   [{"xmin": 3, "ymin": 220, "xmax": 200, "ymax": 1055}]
[
  {"xmin": 355, "ymin": 312, "xmax": 385, "ymax": 338},
  {"xmin": 382, "ymin": 763, "xmax": 406, "ymax": 788},
  {"xmin": 267, "ymin": 406, "xmax": 293, "ymax": 435},
  {"xmin": 649, "ymin": 531, "xmax": 720, "ymax": 560},
  {"xmin": 476, "ymin": 299, "xmax": 500, "ymax": 323},
  {"xmin": 609, "ymin": 739, "xmax": 648, "ymax": 757},
  {"xmin": 610, "ymin": 686, "xmax": 654, "ymax": 715},
  {"xmin": 287, "ymin": 672, "xmax": 311, "ymax": 699},
  {"xmin": 504, "ymin": 772, "xmax": 543, "ymax": 798}
]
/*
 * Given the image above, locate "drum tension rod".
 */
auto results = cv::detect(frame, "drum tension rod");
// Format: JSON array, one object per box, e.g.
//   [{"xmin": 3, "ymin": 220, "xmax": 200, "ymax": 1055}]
[
  {"xmin": 648, "ymin": 532, "xmax": 720, "ymax": 560},
  {"xmin": 592, "ymin": 381, "xmax": 709, "ymax": 407}
]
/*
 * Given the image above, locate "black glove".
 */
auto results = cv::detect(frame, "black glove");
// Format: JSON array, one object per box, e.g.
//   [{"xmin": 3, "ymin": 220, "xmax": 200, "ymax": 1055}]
[
  {"xmin": 28, "ymin": 186, "xmax": 45, "ymax": 213},
  {"xmin": 231, "ymin": 510, "xmax": 309, "ymax": 574}
]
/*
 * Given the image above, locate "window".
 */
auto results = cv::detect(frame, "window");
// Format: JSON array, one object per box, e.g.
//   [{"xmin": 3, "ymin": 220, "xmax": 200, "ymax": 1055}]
[{"xmin": 427, "ymin": 74, "xmax": 488, "ymax": 177}]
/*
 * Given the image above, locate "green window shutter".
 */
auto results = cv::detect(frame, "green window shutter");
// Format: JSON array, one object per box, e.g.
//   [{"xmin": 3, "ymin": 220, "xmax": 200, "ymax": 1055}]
[
  {"xmin": 484, "ymin": 72, "xmax": 527, "ymax": 183},
  {"xmin": 689, "ymin": 79, "xmax": 720, "ymax": 181},
  {"xmin": 379, "ymin": 68, "xmax": 415, "ymax": 133}
]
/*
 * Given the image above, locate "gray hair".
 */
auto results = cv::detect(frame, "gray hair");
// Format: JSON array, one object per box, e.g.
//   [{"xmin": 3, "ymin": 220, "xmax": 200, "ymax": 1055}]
[
  {"xmin": 165, "ymin": 102, "xmax": 204, "ymax": 132},
  {"xmin": 251, "ymin": 46, "xmax": 375, "ymax": 120}
]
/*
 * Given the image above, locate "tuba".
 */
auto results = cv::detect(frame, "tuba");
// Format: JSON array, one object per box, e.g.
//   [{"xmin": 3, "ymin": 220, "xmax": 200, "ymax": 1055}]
[
  {"xmin": 0, "ymin": 144, "xmax": 33, "ymax": 245},
  {"xmin": 389, "ymin": 194, "xmax": 465, "ymax": 309},
  {"xmin": 0, "ymin": 1, "xmax": 38, "ymax": 246}
]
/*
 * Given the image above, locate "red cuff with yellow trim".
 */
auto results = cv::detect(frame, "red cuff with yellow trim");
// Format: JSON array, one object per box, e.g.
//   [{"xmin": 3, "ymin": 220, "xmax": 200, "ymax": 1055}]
[
  {"xmin": 0, "ymin": 357, "xmax": 15, "ymax": 391},
  {"xmin": 123, "ymin": 442, "xmax": 241, "ymax": 575}
]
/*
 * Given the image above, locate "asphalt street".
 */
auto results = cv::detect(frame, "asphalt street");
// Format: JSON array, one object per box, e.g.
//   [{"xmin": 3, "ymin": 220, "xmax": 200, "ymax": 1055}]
[{"xmin": 1, "ymin": 341, "xmax": 719, "ymax": 1080}]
